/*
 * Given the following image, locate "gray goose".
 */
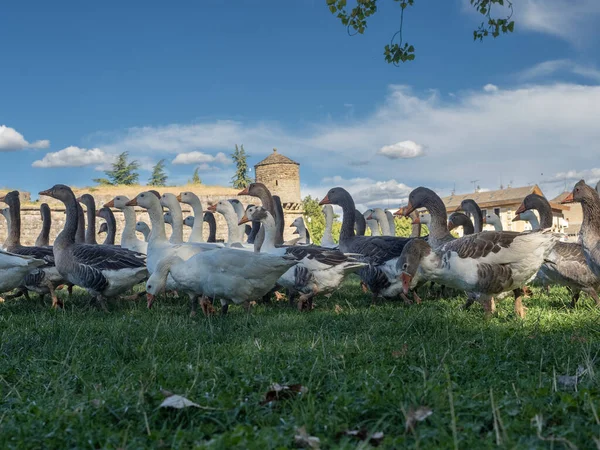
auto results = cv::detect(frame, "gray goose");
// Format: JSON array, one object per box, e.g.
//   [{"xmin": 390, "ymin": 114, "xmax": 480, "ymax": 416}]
[
  {"xmin": 98, "ymin": 222, "xmax": 109, "ymax": 237},
  {"xmin": 135, "ymin": 221, "xmax": 151, "ymax": 242},
  {"xmin": 97, "ymin": 206, "xmax": 117, "ymax": 246},
  {"xmin": 320, "ymin": 188, "xmax": 410, "ymax": 303},
  {"xmin": 0, "ymin": 191, "xmax": 64, "ymax": 307},
  {"xmin": 517, "ymin": 193, "xmax": 600, "ymax": 307},
  {"xmin": 354, "ymin": 209, "xmax": 366, "ymax": 236},
  {"xmin": 447, "ymin": 212, "xmax": 475, "ymax": 235},
  {"xmin": 35, "ymin": 203, "xmax": 52, "ymax": 247},
  {"xmin": 238, "ymin": 183, "xmax": 284, "ymax": 249},
  {"xmin": 401, "ymin": 187, "xmax": 558, "ymax": 317},
  {"xmin": 39, "ymin": 184, "xmax": 147, "ymax": 309},
  {"xmin": 228, "ymin": 198, "xmax": 247, "ymax": 243},
  {"xmin": 460, "ymin": 199, "xmax": 483, "ymax": 233},
  {"xmin": 562, "ymin": 180, "xmax": 600, "ymax": 280},
  {"xmin": 77, "ymin": 194, "xmax": 98, "ymax": 245},
  {"xmin": 203, "ymin": 211, "xmax": 217, "ymax": 243},
  {"xmin": 2, "ymin": 207, "xmax": 12, "ymax": 250}
]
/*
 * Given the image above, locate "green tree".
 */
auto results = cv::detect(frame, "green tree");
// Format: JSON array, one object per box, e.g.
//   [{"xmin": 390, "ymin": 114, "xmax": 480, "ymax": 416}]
[
  {"xmin": 326, "ymin": 0, "xmax": 514, "ymax": 65},
  {"xmin": 302, "ymin": 195, "xmax": 326, "ymax": 245},
  {"xmin": 189, "ymin": 167, "xmax": 202, "ymax": 185},
  {"xmin": 231, "ymin": 144, "xmax": 252, "ymax": 189},
  {"xmin": 148, "ymin": 159, "xmax": 168, "ymax": 186},
  {"xmin": 94, "ymin": 151, "xmax": 140, "ymax": 186}
]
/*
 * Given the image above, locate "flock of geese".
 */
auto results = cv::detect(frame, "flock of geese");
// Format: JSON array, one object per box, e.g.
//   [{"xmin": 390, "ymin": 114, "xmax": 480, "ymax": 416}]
[{"xmin": 1, "ymin": 179, "xmax": 600, "ymax": 318}]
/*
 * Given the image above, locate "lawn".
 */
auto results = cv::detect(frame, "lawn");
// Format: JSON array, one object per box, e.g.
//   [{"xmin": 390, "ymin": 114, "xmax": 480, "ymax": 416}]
[{"xmin": 1, "ymin": 279, "xmax": 599, "ymax": 449}]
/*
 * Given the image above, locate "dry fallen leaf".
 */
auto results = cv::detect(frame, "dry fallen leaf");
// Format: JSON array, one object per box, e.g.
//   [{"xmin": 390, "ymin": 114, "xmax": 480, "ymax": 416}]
[
  {"xmin": 334, "ymin": 304, "xmax": 343, "ymax": 314},
  {"xmin": 294, "ymin": 426, "xmax": 320, "ymax": 449},
  {"xmin": 338, "ymin": 429, "xmax": 384, "ymax": 446},
  {"xmin": 392, "ymin": 343, "xmax": 409, "ymax": 359},
  {"xmin": 261, "ymin": 383, "xmax": 308, "ymax": 405},
  {"xmin": 159, "ymin": 394, "xmax": 200, "ymax": 409},
  {"xmin": 405, "ymin": 406, "xmax": 433, "ymax": 431}
]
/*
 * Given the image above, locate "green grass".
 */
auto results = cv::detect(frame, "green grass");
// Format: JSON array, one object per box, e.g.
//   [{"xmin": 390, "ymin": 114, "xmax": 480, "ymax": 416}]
[{"xmin": 1, "ymin": 280, "xmax": 600, "ymax": 449}]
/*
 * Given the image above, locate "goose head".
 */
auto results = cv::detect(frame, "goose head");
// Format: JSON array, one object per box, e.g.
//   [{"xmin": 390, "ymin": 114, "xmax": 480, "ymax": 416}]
[
  {"xmin": 163, "ymin": 212, "xmax": 173, "ymax": 225},
  {"xmin": 402, "ymin": 187, "xmax": 437, "ymax": 216},
  {"xmin": 0, "ymin": 190, "xmax": 19, "ymax": 206},
  {"xmin": 562, "ymin": 180, "xmax": 599, "ymax": 206},
  {"xmin": 160, "ymin": 193, "xmax": 180, "ymax": 211},
  {"xmin": 96, "ymin": 207, "xmax": 112, "ymax": 221},
  {"xmin": 145, "ymin": 258, "xmax": 173, "ymax": 308},
  {"xmin": 397, "ymin": 239, "xmax": 432, "ymax": 294},
  {"xmin": 183, "ymin": 216, "xmax": 195, "ymax": 228},
  {"xmin": 126, "ymin": 191, "xmax": 162, "ymax": 210},
  {"xmin": 209, "ymin": 199, "xmax": 237, "ymax": 218},
  {"xmin": 319, "ymin": 187, "xmax": 352, "ymax": 207},
  {"xmin": 177, "ymin": 191, "xmax": 200, "ymax": 207},
  {"xmin": 98, "ymin": 222, "xmax": 108, "ymax": 235},
  {"xmin": 512, "ymin": 210, "xmax": 537, "ymax": 223},
  {"xmin": 105, "ymin": 195, "xmax": 131, "ymax": 210},
  {"xmin": 39, "ymin": 184, "xmax": 75, "ymax": 203},
  {"xmin": 291, "ymin": 217, "xmax": 304, "ymax": 229},
  {"xmin": 484, "ymin": 212, "xmax": 502, "ymax": 227},
  {"xmin": 240, "ymin": 205, "xmax": 269, "ymax": 225},
  {"xmin": 238, "ymin": 182, "xmax": 268, "ymax": 197}
]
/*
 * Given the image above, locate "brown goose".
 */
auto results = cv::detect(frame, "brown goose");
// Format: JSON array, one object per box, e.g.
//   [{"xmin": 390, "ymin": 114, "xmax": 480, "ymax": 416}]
[
  {"xmin": 401, "ymin": 187, "xmax": 558, "ymax": 317},
  {"xmin": 517, "ymin": 193, "xmax": 600, "ymax": 307},
  {"xmin": 39, "ymin": 185, "xmax": 147, "ymax": 309}
]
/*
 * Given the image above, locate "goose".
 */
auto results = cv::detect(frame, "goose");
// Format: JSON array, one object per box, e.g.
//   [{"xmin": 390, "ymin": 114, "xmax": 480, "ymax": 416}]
[
  {"xmin": 228, "ymin": 198, "xmax": 247, "ymax": 243},
  {"xmin": 246, "ymin": 205, "xmax": 261, "ymax": 244},
  {"xmin": 0, "ymin": 191, "xmax": 64, "ymax": 307},
  {"xmin": 98, "ymin": 222, "xmax": 108, "ymax": 236},
  {"xmin": 160, "ymin": 194, "xmax": 184, "ymax": 244},
  {"xmin": 136, "ymin": 221, "xmax": 151, "ymax": 242},
  {"xmin": 77, "ymin": 194, "xmax": 98, "ymax": 245},
  {"xmin": 393, "ymin": 207, "xmax": 421, "ymax": 238},
  {"xmin": 448, "ymin": 212, "xmax": 475, "ymax": 235},
  {"xmin": 0, "ymin": 250, "xmax": 47, "ymax": 295},
  {"xmin": 105, "ymin": 195, "xmax": 147, "ymax": 254},
  {"xmin": 204, "ymin": 211, "xmax": 217, "ymax": 243},
  {"xmin": 291, "ymin": 216, "xmax": 310, "ymax": 244},
  {"xmin": 385, "ymin": 210, "xmax": 396, "ymax": 236},
  {"xmin": 240, "ymin": 205, "xmax": 365, "ymax": 309},
  {"xmin": 460, "ymin": 199, "xmax": 483, "ymax": 233},
  {"xmin": 207, "ymin": 200, "xmax": 252, "ymax": 248},
  {"xmin": 363, "ymin": 209, "xmax": 381, "ymax": 236},
  {"xmin": 354, "ymin": 209, "xmax": 366, "ymax": 236},
  {"xmin": 562, "ymin": 180, "xmax": 600, "ymax": 280},
  {"xmin": 145, "ymin": 246, "xmax": 298, "ymax": 315},
  {"xmin": 35, "ymin": 203, "xmax": 52, "ymax": 247},
  {"xmin": 516, "ymin": 193, "xmax": 600, "ymax": 307},
  {"xmin": 484, "ymin": 212, "xmax": 503, "ymax": 231},
  {"xmin": 39, "ymin": 185, "xmax": 147, "ymax": 309},
  {"xmin": 163, "ymin": 211, "xmax": 173, "ymax": 232},
  {"xmin": 513, "ymin": 210, "xmax": 540, "ymax": 230},
  {"xmin": 75, "ymin": 202, "xmax": 86, "ymax": 244},
  {"xmin": 319, "ymin": 188, "xmax": 410, "ymax": 303},
  {"xmin": 401, "ymin": 187, "xmax": 559, "ymax": 317},
  {"xmin": 96, "ymin": 207, "xmax": 117, "ymax": 245},
  {"xmin": 183, "ymin": 216, "xmax": 194, "ymax": 229},
  {"xmin": 366, "ymin": 208, "xmax": 391, "ymax": 236},
  {"xmin": 177, "ymin": 192, "xmax": 204, "ymax": 243},
  {"xmin": 321, "ymin": 204, "xmax": 337, "ymax": 248},
  {"xmin": 2, "ymin": 207, "xmax": 12, "ymax": 250},
  {"xmin": 238, "ymin": 183, "xmax": 284, "ymax": 249}
]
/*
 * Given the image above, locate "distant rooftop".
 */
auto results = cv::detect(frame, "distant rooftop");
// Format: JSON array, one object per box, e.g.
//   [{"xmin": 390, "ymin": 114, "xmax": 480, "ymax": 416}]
[{"xmin": 255, "ymin": 148, "xmax": 299, "ymax": 167}]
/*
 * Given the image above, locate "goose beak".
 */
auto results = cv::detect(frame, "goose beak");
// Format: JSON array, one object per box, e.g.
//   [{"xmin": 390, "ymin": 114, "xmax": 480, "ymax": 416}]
[
  {"xmin": 482, "ymin": 216, "xmax": 487, "ymax": 224},
  {"xmin": 400, "ymin": 272, "xmax": 412, "ymax": 295},
  {"xmin": 318, "ymin": 195, "xmax": 331, "ymax": 205},
  {"xmin": 447, "ymin": 221, "xmax": 456, "ymax": 231},
  {"xmin": 126, "ymin": 198, "xmax": 138, "ymax": 207},
  {"xmin": 238, "ymin": 187, "xmax": 249, "ymax": 195},
  {"xmin": 288, "ymin": 222, "xmax": 295, "ymax": 227},
  {"xmin": 95, "ymin": 210, "xmax": 102, "ymax": 218},
  {"xmin": 0, "ymin": 195, "xmax": 5, "ymax": 202},
  {"xmin": 403, "ymin": 202, "xmax": 415, "ymax": 217},
  {"xmin": 146, "ymin": 293, "xmax": 155, "ymax": 309},
  {"xmin": 207, "ymin": 204, "xmax": 217, "ymax": 212},
  {"xmin": 38, "ymin": 189, "xmax": 52, "ymax": 198},
  {"xmin": 76, "ymin": 196, "xmax": 83, "ymax": 202},
  {"xmin": 366, "ymin": 213, "xmax": 373, "ymax": 221},
  {"xmin": 393, "ymin": 207, "xmax": 404, "ymax": 216},
  {"xmin": 293, "ymin": 229, "xmax": 299, "ymax": 234},
  {"xmin": 515, "ymin": 202, "xmax": 526, "ymax": 215},
  {"xmin": 411, "ymin": 216, "xmax": 421, "ymax": 225},
  {"xmin": 238, "ymin": 214, "xmax": 250, "ymax": 225},
  {"xmin": 176, "ymin": 193, "xmax": 182, "ymax": 202},
  {"xmin": 104, "ymin": 199, "xmax": 115, "ymax": 208},
  {"xmin": 512, "ymin": 213, "xmax": 521, "ymax": 222},
  {"xmin": 561, "ymin": 192, "xmax": 574, "ymax": 204}
]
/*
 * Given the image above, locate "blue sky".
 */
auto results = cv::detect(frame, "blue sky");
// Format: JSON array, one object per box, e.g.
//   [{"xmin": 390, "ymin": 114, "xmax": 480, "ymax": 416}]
[{"xmin": 2, "ymin": 0, "xmax": 600, "ymax": 209}]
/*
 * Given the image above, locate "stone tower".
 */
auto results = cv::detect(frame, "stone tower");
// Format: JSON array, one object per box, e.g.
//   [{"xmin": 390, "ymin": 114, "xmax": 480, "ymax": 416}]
[{"xmin": 254, "ymin": 148, "xmax": 301, "ymax": 211}]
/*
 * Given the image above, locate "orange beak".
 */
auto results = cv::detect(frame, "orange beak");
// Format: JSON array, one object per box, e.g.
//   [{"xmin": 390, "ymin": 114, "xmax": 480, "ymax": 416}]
[
  {"xmin": 126, "ymin": 198, "xmax": 138, "ymax": 207},
  {"xmin": 512, "ymin": 213, "xmax": 521, "ymax": 222},
  {"xmin": 393, "ymin": 207, "xmax": 404, "ymax": 216},
  {"xmin": 207, "ymin": 204, "xmax": 217, "ymax": 212},
  {"xmin": 400, "ymin": 272, "xmax": 412, "ymax": 295},
  {"xmin": 0, "ymin": 195, "xmax": 6, "ymax": 202},
  {"xmin": 288, "ymin": 222, "xmax": 295, "ymax": 227},
  {"xmin": 176, "ymin": 193, "xmax": 182, "ymax": 202},
  {"xmin": 411, "ymin": 216, "xmax": 421, "ymax": 225},
  {"xmin": 104, "ymin": 199, "xmax": 115, "ymax": 208},
  {"xmin": 146, "ymin": 293, "xmax": 155, "ymax": 309},
  {"xmin": 238, "ymin": 214, "xmax": 250, "ymax": 225},
  {"xmin": 515, "ymin": 202, "xmax": 526, "ymax": 215},
  {"xmin": 318, "ymin": 195, "xmax": 331, "ymax": 205},
  {"xmin": 561, "ymin": 192, "xmax": 574, "ymax": 204},
  {"xmin": 403, "ymin": 202, "xmax": 415, "ymax": 217},
  {"xmin": 39, "ymin": 189, "xmax": 52, "ymax": 197},
  {"xmin": 366, "ymin": 213, "xmax": 373, "ymax": 221},
  {"xmin": 238, "ymin": 187, "xmax": 249, "ymax": 195}
]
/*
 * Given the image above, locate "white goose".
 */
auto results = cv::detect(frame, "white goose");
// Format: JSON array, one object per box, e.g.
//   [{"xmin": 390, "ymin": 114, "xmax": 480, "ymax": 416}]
[
  {"xmin": 240, "ymin": 205, "xmax": 365, "ymax": 309},
  {"xmin": 105, "ymin": 195, "xmax": 148, "ymax": 254},
  {"xmin": 177, "ymin": 192, "xmax": 204, "ymax": 243},
  {"xmin": 160, "ymin": 194, "xmax": 184, "ymax": 244},
  {"xmin": 291, "ymin": 216, "xmax": 310, "ymax": 244},
  {"xmin": 320, "ymin": 204, "xmax": 338, "ymax": 248},
  {"xmin": 0, "ymin": 250, "xmax": 46, "ymax": 295},
  {"xmin": 136, "ymin": 221, "xmax": 151, "ymax": 242},
  {"xmin": 363, "ymin": 209, "xmax": 381, "ymax": 236},
  {"xmin": 207, "ymin": 200, "xmax": 252, "ymax": 249}
]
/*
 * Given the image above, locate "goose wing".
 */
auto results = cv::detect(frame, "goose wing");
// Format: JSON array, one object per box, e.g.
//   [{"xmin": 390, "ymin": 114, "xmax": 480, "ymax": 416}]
[
  {"xmin": 441, "ymin": 231, "xmax": 519, "ymax": 260},
  {"xmin": 12, "ymin": 246, "xmax": 55, "ymax": 267},
  {"xmin": 282, "ymin": 246, "xmax": 353, "ymax": 267},
  {"xmin": 344, "ymin": 236, "xmax": 410, "ymax": 265}
]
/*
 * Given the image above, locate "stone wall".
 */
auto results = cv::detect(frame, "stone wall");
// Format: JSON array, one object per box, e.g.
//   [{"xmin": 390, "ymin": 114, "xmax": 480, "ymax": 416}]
[
  {"xmin": 0, "ymin": 186, "xmax": 302, "ymax": 246},
  {"xmin": 255, "ymin": 163, "xmax": 301, "ymax": 207}
]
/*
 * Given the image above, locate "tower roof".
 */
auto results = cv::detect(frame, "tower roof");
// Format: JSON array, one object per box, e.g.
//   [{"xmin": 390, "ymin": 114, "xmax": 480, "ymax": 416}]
[{"xmin": 255, "ymin": 148, "xmax": 299, "ymax": 167}]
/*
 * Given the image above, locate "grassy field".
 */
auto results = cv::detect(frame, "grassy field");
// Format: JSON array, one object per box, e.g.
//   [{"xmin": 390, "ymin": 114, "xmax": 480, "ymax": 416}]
[{"xmin": 1, "ymin": 279, "xmax": 600, "ymax": 449}]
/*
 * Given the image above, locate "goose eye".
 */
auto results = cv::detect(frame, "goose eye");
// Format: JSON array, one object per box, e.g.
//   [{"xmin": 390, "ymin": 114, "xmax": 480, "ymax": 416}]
[
  {"xmin": 402, "ymin": 263, "xmax": 408, "ymax": 270},
  {"xmin": 147, "ymin": 285, "xmax": 152, "ymax": 290},
  {"xmin": 141, "ymin": 194, "xmax": 145, "ymax": 197}
]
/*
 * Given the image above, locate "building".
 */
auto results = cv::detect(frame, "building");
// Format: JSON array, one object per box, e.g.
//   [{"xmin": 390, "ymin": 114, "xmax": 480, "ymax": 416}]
[
  {"xmin": 439, "ymin": 184, "xmax": 572, "ymax": 236},
  {"xmin": 254, "ymin": 148, "xmax": 302, "ymax": 212},
  {"xmin": 551, "ymin": 191, "xmax": 582, "ymax": 240}
]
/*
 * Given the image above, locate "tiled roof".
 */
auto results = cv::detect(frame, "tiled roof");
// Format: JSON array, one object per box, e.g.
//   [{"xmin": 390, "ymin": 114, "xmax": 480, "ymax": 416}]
[{"xmin": 255, "ymin": 148, "xmax": 299, "ymax": 167}]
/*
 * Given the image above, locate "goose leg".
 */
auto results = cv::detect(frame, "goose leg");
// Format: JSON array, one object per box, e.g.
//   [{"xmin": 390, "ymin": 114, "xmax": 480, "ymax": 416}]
[
  {"xmin": 513, "ymin": 289, "xmax": 526, "ymax": 318},
  {"xmin": 46, "ymin": 281, "xmax": 63, "ymax": 309},
  {"xmin": 570, "ymin": 290, "xmax": 581, "ymax": 308},
  {"xmin": 400, "ymin": 292, "xmax": 412, "ymax": 304},
  {"xmin": 462, "ymin": 293, "xmax": 477, "ymax": 310},
  {"xmin": 220, "ymin": 299, "xmax": 229, "ymax": 316},
  {"xmin": 199, "ymin": 297, "xmax": 215, "ymax": 316},
  {"xmin": 413, "ymin": 291, "xmax": 422, "ymax": 304},
  {"xmin": 23, "ymin": 289, "xmax": 31, "ymax": 302},
  {"xmin": 67, "ymin": 284, "xmax": 74, "ymax": 298},
  {"xmin": 121, "ymin": 292, "xmax": 145, "ymax": 301},
  {"xmin": 360, "ymin": 281, "xmax": 369, "ymax": 293},
  {"xmin": 96, "ymin": 295, "xmax": 109, "ymax": 312},
  {"xmin": 480, "ymin": 295, "xmax": 496, "ymax": 318},
  {"xmin": 189, "ymin": 294, "xmax": 198, "ymax": 317},
  {"xmin": 287, "ymin": 289, "xmax": 298, "ymax": 308}
]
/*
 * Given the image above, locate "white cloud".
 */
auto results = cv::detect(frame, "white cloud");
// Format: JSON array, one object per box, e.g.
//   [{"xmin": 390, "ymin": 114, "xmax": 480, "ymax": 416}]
[
  {"xmin": 519, "ymin": 59, "xmax": 600, "ymax": 82},
  {"xmin": 32, "ymin": 146, "xmax": 111, "ymax": 168},
  {"xmin": 545, "ymin": 168, "xmax": 600, "ymax": 187},
  {"xmin": 172, "ymin": 151, "xmax": 231, "ymax": 165},
  {"xmin": 483, "ymin": 84, "xmax": 499, "ymax": 93},
  {"xmin": 0, "ymin": 125, "xmax": 49, "ymax": 151},
  {"xmin": 377, "ymin": 140, "xmax": 424, "ymax": 159}
]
